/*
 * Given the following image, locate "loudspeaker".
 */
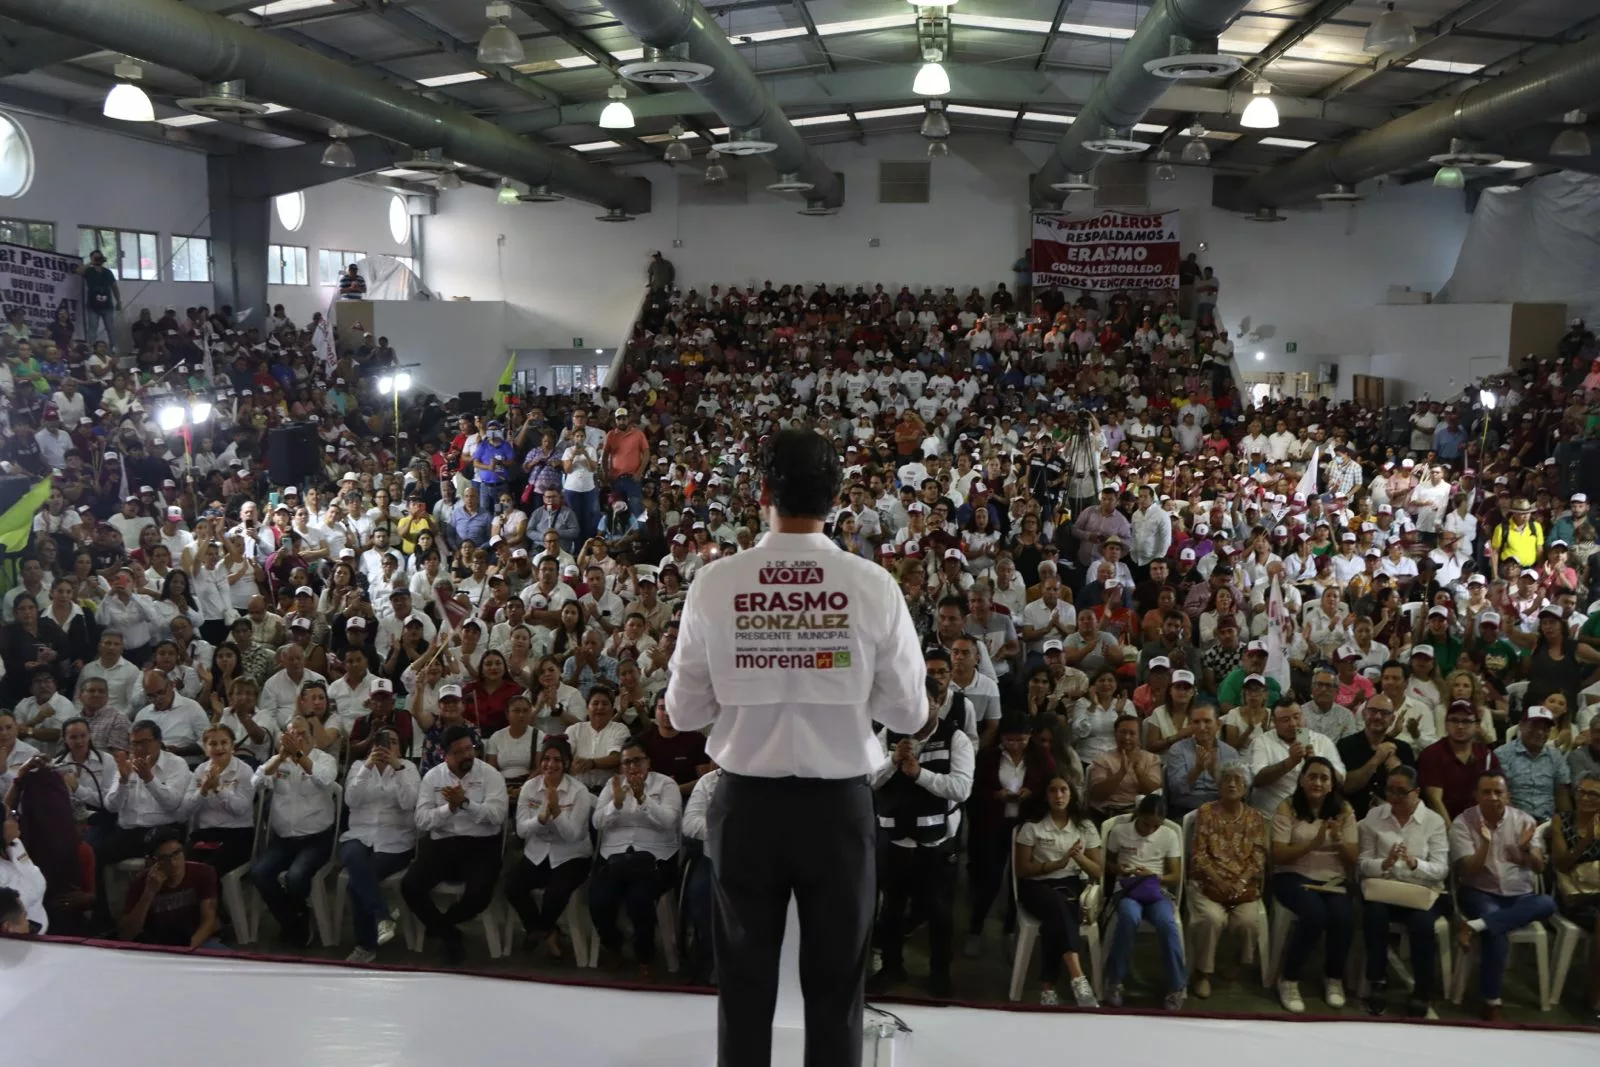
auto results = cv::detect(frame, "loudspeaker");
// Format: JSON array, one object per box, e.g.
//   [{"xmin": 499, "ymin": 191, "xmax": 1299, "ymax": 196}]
[
  {"xmin": 458, "ymin": 391, "xmax": 484, "ymax": 416},
  {"xmin": 267, "ymin": 424, "xmax": 320, "ymax": 488}
]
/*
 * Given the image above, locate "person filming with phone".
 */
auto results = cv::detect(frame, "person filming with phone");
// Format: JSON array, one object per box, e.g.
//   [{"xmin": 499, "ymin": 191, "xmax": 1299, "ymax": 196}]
[{"xmin": 1248, "ymin": 697, "xmax": 1345, "ymax": 815}]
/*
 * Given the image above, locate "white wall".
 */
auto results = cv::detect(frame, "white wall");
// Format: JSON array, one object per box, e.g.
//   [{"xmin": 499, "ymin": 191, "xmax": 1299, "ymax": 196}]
[
  {"xmin": 422, "ymin": 133, "xmax": 1473, "ymax": 390},
  {"xmin": 1368, "ymin": 304, "xmax": 1512, "ymax": 401},
  {"xmin": 269, "ymin": 180, "xmax": 415, "ymax": 322},
  {"xmin": 0, "ymin": 109, "xmax": 413, "ymax": 328}
]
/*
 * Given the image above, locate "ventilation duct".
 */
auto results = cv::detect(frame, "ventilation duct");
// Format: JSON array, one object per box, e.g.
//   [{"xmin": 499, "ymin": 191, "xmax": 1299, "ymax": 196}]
[
  {"xmin": 0, "ymin": 0, "xmax": 647, "ymax": 213},
  {"xmin": 600, "ymin": 0, "xmax": 843, "ymax": 208},
  {"xmin": 1244, "ymin": 30, "xmax": 1600, "ymax": 208},
  {"xmin": 1030, "ymin": 0, "xmax": 1254, "ymax": 204}
]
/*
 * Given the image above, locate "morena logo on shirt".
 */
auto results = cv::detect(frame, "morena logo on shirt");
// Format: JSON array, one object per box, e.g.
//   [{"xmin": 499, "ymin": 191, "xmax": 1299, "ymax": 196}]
[{"xmin": 759, "ymin": 562, "xmax": 824, "ymax": 585}]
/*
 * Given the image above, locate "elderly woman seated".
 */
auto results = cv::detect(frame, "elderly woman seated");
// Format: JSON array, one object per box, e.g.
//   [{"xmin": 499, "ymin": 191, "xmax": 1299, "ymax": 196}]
[{"xmin": 1186, "ymin": 761, "xmax": 1267, "ymax": 998}]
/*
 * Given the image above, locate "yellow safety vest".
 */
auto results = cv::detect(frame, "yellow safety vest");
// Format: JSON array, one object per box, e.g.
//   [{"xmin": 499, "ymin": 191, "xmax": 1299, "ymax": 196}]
[{"xmin": 1491, "ymin": 520, "xmax": 1542, "ymax": 566}]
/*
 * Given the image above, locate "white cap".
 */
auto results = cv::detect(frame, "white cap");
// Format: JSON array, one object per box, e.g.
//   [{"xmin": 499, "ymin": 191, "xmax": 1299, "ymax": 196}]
[
  {"xmin": 1524, "ymin": 704, "xmax": 1555, "ymax": 723},
  {"xmin": 1411, "ymin": 643, "xmax": 1435, "ymax": 658},
  {"xmin": 1179, "ymin": 547, "xmax": 1196, "ymax": 561},
  {"xmin": 1243, "ymin": 673, "xmax": 1267, "ymax": 687},
  {"xmin": 1336, "ymin": 644, "xmax": 1361, "ymax": 661},
  {"xmin": 1246, "ymin": 639, "xmax": 1268, "ymax": 653},
  {"xmin": 437, "ymin": 683, "xmax": 463, "ymax": 699},
  {"xmin": 1147, "ymin": 656, "xmax": 1171, "ymax": 671},
  {"xmin": 943, "ymin": 548, "xmax": 965, "ymax": 561},
  {"xmin": 1573, "ymin": 493, "xmax": 1588, "ymax": 503},
  {"xmin": 1171, "ymin": 669, "xmax": 1196, "ymax": 686},
  {"xmin": 369, "ymin": 677, "xmax": 394, "ymax": 694},
  {"xmin": 290, "ymin": 617, "xmax": 311, "ymax": 631},
  {"xmin": 1042, "ymin": 639, "xmax": 1064, "ymax": 653},
  {"xmin": 1478, "ymin": 610, "xmax": 1500, "ymax": 625}
]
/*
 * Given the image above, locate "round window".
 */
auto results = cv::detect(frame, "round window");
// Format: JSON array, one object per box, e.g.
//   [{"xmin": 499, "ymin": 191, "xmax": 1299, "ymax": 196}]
[
  {"xmin": 0, "ymin": 112, "xmax": 34, "ymax": 198},
  {"xmin": 275, "ymin": 190, "xmax": 305, "ymax": 232},
  {"xmin": 388, "ymin": 194, "xmax": 410, "ymax": 244}
]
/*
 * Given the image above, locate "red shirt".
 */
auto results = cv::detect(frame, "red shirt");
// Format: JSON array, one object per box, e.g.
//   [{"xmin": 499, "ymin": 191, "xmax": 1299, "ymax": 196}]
[
  {"xmin": 464, "ymin": 679, "xmax": 526, "ymax": 734},
  {"xmin": 1417, "ymin": 739, "xmax": 1502, "ymax": 819},
  {"xmin": 124, "ymin": 862, "xmax": 217, "ymax": 946}
]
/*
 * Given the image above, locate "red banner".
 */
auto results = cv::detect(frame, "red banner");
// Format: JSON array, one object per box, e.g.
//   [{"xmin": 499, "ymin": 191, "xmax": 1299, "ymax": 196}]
[{"xmin": 1030, "ymin": 209, "xmax": 1182, "ymax": 291}]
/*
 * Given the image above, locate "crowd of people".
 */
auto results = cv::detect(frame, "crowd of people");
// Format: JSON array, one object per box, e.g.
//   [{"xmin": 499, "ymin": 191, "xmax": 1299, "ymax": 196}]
[{"xmin": 0, "ymin": 258, "xmax": 1596, "ymax": 1026}]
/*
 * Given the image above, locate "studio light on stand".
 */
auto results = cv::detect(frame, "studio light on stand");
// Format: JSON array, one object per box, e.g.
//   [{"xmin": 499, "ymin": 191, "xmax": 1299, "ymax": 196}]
[{"xmin": 377, "ymin": 368, "xmax": 416, "ymax": 457}]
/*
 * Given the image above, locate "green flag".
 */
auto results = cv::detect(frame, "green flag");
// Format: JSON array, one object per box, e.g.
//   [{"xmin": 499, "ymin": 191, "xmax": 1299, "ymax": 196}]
[
  {"xmin": 492, "ymin": 352, "xmax": 515, "ymax": 415},
  {"xmin": 0, "ymin": 476, "xmax": 51, "ymax": 553}
]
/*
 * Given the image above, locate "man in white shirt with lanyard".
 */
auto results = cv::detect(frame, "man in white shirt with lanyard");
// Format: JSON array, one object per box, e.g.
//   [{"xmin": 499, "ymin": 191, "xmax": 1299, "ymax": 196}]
[
  {"xmin": 248, "ymin": 716, "xmax": 338, "ymax": 947},
  {"xmin": 668, "ymin": 429, "xmax": 926, "ymax": 1067}
]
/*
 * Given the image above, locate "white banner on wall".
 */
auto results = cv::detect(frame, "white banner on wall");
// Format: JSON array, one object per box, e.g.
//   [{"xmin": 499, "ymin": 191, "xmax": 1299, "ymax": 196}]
[{"xmin": 0, "ymin": 241, "xmax": 81, "ymax": 334}]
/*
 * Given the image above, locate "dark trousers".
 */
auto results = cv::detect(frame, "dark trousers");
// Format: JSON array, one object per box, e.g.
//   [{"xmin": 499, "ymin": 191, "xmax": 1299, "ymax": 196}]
[
  {"xmin": 1457, "ymin": 888, "xmax": 1556, "ymax": 1000},
  {"xmin": 588, "ymin": 849, "xmax": 676, "ymax": 962},
  {"xmin": 338, "ymin": 840, "xmax": 413, "ymax": 950},
  {"xmin": 504, "ymin": 854, "xmax": 592, "ymax": 937},
  {"xmin": 189, "ymin": 826, "xmax": 255, "ymax": 877},
  {"xmin": 248, "ymin": 829, "xmax": 335, "ymax": 933},
  {"xmin": 1363, "ymin": 897, "xmax": 1447, "ymax": 1000},
  {"xmin": 1271, "ymin": 872, "xmax": 1353, "ymax": 981},
  {"xmin": 1017, "ymin": 877, "xmax": 1087, "ymax": 983},
  {"xmin": 400, "ymin": 834, "xmax": 503, "ymax": 937},
  {"xmin": 966, "ymin": 821, "xmax": 1017, "ymax": 936},
  {"xmin": 709, "ymin": 772, "xmax": 876, "ymax": 1067},
  {"xmin": 877, "ymin": 840, "xmax": 958, "ymax": 978}
]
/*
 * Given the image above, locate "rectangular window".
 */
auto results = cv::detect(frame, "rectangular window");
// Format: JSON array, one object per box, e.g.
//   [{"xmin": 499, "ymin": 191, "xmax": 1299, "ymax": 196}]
[
  {"xmin": 268, "ymin": 244, "xmax": 308, "ymax": 286},
  {"xmin": 318, "ymin": 249, "xmax": 365, "ymax": 287},
  {"xmin": 551, "ymin": 365, "xmax": 601, "ymax": 394},
  {"xmin": 170, "ymin": 236, "xmax": 211, "ymax": 283},
  {"xmin": 0, "ymin": 218, "xmax": 55, "ymax": 251},
  {"xmin": 78, "ymin": 227, "xmax": 160, "ymax": 280}
]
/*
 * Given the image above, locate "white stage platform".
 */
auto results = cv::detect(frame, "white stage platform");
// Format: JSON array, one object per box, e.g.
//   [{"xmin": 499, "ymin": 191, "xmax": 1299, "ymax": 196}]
[{"xmin": 2, "ymin": 939, "xmax": 1592, "ymax": 1066}]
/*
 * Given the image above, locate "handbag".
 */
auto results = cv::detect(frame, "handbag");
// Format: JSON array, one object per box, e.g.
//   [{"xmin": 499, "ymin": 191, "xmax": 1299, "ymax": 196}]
[
  {"xmin": 1360, "ymin": 877, "xmax": 1439, "ymax": 911},
  {"xmin": 1118, "ymin": 874, "xmax": 1165, "ymax": 905}
]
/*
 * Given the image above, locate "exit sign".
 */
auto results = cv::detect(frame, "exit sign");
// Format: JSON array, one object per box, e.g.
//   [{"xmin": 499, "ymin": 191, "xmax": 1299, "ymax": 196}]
[
  {"xmin": 1285, "ymin": 342, "xmax": 1298, "ymax": 353},
  {"xmin": 572, "ymin": 337, "xmax": 583, "ymax": 348}
]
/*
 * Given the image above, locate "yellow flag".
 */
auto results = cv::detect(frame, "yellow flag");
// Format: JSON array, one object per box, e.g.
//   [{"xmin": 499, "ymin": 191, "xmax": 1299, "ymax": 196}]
[
  {"xmin": 0, "ymin": 476, "xmax": 51, "ymax": 554},
  {"xmin": 491, "ymin": 352, "xmax": 516, "ymax": 415}
]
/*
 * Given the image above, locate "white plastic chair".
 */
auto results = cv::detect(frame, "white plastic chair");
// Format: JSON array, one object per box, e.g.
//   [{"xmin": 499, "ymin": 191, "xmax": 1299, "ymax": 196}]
[
  {"xmin": 402, "ymin": 882, "xmax": 508, "ymax": 958},
  {"xmin": 1348, "ymin": 882, "xmax": 1454, "ymax": 998},
  {"xmin": 1099, "ymin": 814, "xmax": 1186, "ymax": 983},
  {"xmin": 1006, "ymin": 824, "xmax": 1103, "ymax": 1001},
  {"xmin": 220, "ymin": 791, "xmax": 269, "ymax": 945},
  {"xmin": 305, "ymin": 784, "xmax": 344, "ymax": 947},
  {"xmin": 1182, "ymin": 808, "xmax": 1270, "ymax": 987},
  {"xmin": 1448, "ymin": 901, "xmax": 1551, "ymax": 1009}
]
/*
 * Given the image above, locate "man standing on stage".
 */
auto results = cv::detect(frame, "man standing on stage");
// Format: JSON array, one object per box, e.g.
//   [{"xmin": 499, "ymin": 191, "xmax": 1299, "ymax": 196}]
[{"xmin": 668, "ymin": 428, "xmax": 927, "ymax": 1067}]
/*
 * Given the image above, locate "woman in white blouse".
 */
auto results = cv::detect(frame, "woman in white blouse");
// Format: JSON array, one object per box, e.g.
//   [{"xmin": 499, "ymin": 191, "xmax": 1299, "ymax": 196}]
[
  {"xmin": 1441, "ymin": 493, "xmax": 1477, "ymax": 559},
  {"xmin": 531, "ymin": 657, "xmax": 586, "ymax": 727},
  {"xmin": 1013, "ymin": 774, "xmax": 1103, "ymax": 1007},
  {"xmin": 188, "ymin": 539, "xmax": 233, "ymax": 646},
  {"xmin": 504, "ymin": 737, "xmax": 595, "ymax": 961},
  {"xmin": 52, "ymin": 718, "xmax": 117, "ymax": 842},
  {"xmin": 486, "ymin": 694, "xmax": 539, "ymax": 789},
  {"xmin": 1071, "ymin": 669, "xmax": 1129, "ymax": 767},
  {"xmin": 564, "ymin": 687, "xmax": 630, "ymax": 792},
  {"xmin": 1409, "ymin": 468, "xmax": 1451, "ymax": 536},
  {"xmin": 1304, "ymin": 586, "xmax": 1352, "ymax": 660},
  {"xmin": 1145, "ymin": 670, "xmax": 1200, "ymax": 755},
  {"xmin": 338, "ymin": 727, "xmax": 420, "ymax": 962},
  {"xmin": 178, "ymin": 724, "xmax": 257, "ymax": 876},
  {"xmin": 1199, "ymin": 586, "xmax": 1246, "ymax": 648}
]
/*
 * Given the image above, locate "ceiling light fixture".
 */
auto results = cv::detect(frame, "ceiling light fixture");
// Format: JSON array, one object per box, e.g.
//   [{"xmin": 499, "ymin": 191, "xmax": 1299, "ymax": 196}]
[
  {"xmin": 496, "ymin": 177, "xmax": 520, "ymax": 204},
  {"xmin": 1240, "ymin": 79, "xmax": 1279, "ymax": 130},
  {"xmin": 104, "ymin": 60, "xmax": 155, "ymax": 123},
  {"xmin": 436, "ymin": 170, "xmax": 463, "ymax": 191},
  {"xmin": 913, "ymin": 46, "xmax": 951, "ymax": 97},
  {"xmin": 1431, "ymin": 165, "xmax": 1465, "ymax": 189},
  {"xmin": 321, "ymin": 123, "xmax": 356, "ymax": 168},
  {"xmin": 1154, "ymin": 149, "xmax": 1176, "ymax": 181},
  {"xmin": 920, "ymin": 101, "xmax": 950, "ymax": 139},
  {"xmin": 599, "ymin": 83, "xmax": 635, "ymax": 130},
  {"xmin": 1363, "ymin": 2, "xmax": 1415, "ymax": 55},
  {"xmin": 663, "ymin": 123, "xmax": 692, "ymax": 162},
  {"xmin": 1181, "ymin": 122, "xmax": 1211, "ymax": 164},
  {"xmin": 928, "ymin": 140, "xmax": 949, "ymax": 158},
  {"xmin": 478, "ymin": 2, "xmax": 525, "ymax": 65},
  {"xmin": 1551, "ymin": 110, "xmax": 1590, "ymax": 157},
  {"xmin": 704, "ymin": 150, "xmax": 727, "ymax": 183}
]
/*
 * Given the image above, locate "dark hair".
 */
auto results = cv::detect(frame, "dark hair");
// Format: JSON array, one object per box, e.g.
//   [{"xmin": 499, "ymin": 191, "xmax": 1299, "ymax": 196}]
[
  {"xmin": 440, "ymin": 724, "xmax": 475, "ymax": 750},
  {"xmin": 923, "ymin": 648, "xmax": 952, "ymax": 666},
  {"xmin": 1386, "ymin": 765, "xmax": 1420, "ymax": 791},
  {"xmin": 0, "ymin": 886, "xmax": 25, "ymax": 929},
  {"xmin": 999, "ymin": 713, "xmax": 1033, "ymax": 736},
  {"xmin": 1133, "ymin": 793, "xmax": 1167, "ymax": 820},
  {"xmin": 144, "ymin": 824, "xmax": 185, "ymax": 857},
  {"xmin": 620, "ymin": 735, "xmax": 650, "ymax": 759},
  {"xmin": 1288, "ymin": 756, "xmax": 1348, "ymax": 822},
  {"xmin": 759, "ymin": 428, "xmax": 841, "ymax": 520},
  {"xmin": 1379, "ymin": 659, "xmax": 1408, "ymax": 677},
  {"xmin": 539, "ymin": 735, "xmax": 573, "ymax": 765},
  {"xmin": 132, "ymin": 720, "xmax": 163, "ymax": 743}
]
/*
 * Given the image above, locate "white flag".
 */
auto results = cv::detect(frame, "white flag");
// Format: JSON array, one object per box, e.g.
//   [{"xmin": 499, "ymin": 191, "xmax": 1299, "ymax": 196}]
[
  {"xmin": 1264, "ymin": 577, "xmax": 1292, "ymax": 692},
  {"xmin": 1295, "ymin": 446, "xmax": 1321, "ymax": 500}
]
